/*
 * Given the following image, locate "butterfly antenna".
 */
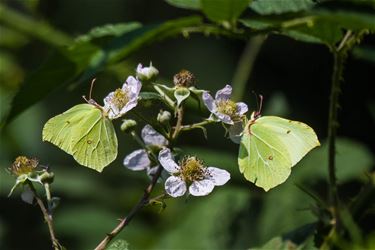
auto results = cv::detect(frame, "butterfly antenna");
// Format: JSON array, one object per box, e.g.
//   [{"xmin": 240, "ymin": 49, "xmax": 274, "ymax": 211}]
[
  {"xmin": 89, "ymin": 78, "xmax": 96, "ymax": 100},
  {"xmin": 252, "ymin": 91, "xmax": 263, "ymax": 118}
]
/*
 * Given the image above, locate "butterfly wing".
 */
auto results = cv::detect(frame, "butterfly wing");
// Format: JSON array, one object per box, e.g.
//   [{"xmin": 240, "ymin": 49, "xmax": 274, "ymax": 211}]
[
  {"xmin": 238, "ymin": 116, "xmax": 320, "ymax": 191},
  {"xmin": 42, "ymin": 104, "xmax": 118, "ymax": 172}
]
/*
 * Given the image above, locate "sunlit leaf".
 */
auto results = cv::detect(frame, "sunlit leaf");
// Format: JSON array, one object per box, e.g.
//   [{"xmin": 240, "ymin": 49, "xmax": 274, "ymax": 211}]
[
  {"xmin": 250, "ymin": 0, "xmax": 315, "ymax": 15},
  {"xmin": 107, "ymin": 239, "xmax": 129, "ymax": 250}
]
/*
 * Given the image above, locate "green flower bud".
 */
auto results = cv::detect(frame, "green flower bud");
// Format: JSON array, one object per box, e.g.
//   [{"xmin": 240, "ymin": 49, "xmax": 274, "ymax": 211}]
[
  {"xmin": 121, "ymin": 119, "xmax": 137, "ymax": 133},
  {"xmin": 157, "ymin": 110, "xmax": 172, "ymax": 124},
  {"xmin": 136, "ymin": 63, "xmax": 159, "ymax": 81}
]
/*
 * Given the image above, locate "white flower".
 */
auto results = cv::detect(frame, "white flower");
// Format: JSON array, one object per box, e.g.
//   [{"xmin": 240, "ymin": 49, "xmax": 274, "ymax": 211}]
[
  {"xmin": 136, "ymin": 63, "xmax": 159, "ymax": 81},
  {"xmin": 104, "ymin": 76, "xmax": 141, "ymax": 120},
  {"xmin": 158, "ymin": 148, "xmax": 230, "ymax": 197},
  {"xmin": 124, "ymin": 125, "xmax": 168, "ymax": 175},
  {"xmin": 202, "ymin": 85, "xmax": 248, "ymax": 125}
]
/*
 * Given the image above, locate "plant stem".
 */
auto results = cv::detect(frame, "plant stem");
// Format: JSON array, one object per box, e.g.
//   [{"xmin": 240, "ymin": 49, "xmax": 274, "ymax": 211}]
[
  {"xmin": 28, "ymin": 183, "xmax": 61, "ymax": 250},
  {"xmin": 327, "ymin": 49, "xmax": 344, "ymax": 229},
  {"xmin": 153, "ymin": 85, "xmax": 175, "ymax": 110},
  {"xmin": 179, "ymin": 119, "xmax": 216, "ymax": 131},
  {"xmin": 232, "ymin": 35, "xmax": 266, "ymax": 101},
  {"xmin": 94, "ymin": 166, "xmax": 163, "ymax": 250},
  {"xmin": 172, "ymin": 107, "xmax": 184, "ymax": 140}
]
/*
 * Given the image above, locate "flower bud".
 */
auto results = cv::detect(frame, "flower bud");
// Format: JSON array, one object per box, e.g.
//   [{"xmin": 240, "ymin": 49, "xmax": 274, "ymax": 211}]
[
  {"xmin": 157, "ymin": 110, "xmax": 172, "ymax": 124},
  {"xmin": 136, "ymin": 63, "xmax": 159, "ymax": 81},
  {"xmin": 173, "ymin": 69, "xmax": 195, "ymax": 87},
  {"xmin": 121, "ymin": 119, "xmax": 137, "ymax": 133}
]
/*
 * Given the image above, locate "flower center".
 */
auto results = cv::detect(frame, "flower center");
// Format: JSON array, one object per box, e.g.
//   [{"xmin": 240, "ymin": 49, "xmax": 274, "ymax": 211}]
[
  {"xmin": 112, "ymin": 88, "xmax": 129, "ymax": 110},
  {"xmin": 173, "ymin": 69, "xmax": 195, "ymax": 87},
  {"xmin": 216, "ymin": 99, "xmax": 238, "ymax": 118},
  {"xmin": 179, "ymin": 156, "xmax": 206, "ymax": 182},
  {"xmin": 10, "ymin": 156, "xmax": 38, "ymax": 176}
]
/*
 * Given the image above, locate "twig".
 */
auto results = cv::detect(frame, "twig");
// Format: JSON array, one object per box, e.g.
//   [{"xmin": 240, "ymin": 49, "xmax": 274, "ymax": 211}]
[
  {"xmin": 172, "ymin": 107, "xmax": 184, "ymax": 140},
  {"xmin": 179, "ymin": 119, "xmax": 216, "ymax": 131},
  {"xmin": 94, "ymin": 166, "xmax": 163, "ymax": 250},
  {"xmin": 29, "ymin": 183, "xmax": 61, "ymax": 250}
]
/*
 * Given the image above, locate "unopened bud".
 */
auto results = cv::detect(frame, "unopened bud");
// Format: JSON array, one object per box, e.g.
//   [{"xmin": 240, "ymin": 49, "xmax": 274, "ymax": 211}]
[
  {"xmin": 136, "ymin": 63, "xmax": 159, "ymax": 81},
  {"xmin": 173, "ymin": 69, "xmax": 195, "ymax": 87},
  {"xmin": 157, "ymin": 110, "xmax": 172, "ymax": 124},
  {"xmin": 121, "ymin": 119, "xmax": 137, "ymax": 132}
]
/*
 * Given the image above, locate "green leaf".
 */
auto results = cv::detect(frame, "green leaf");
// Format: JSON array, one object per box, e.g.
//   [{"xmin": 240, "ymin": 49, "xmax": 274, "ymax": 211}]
[
  {"xmin": 75, "ymin": 22, "xmax": 142, "ymax": 43},
  {"xmin": 107, "ymin": 239, "xmax": 129, "ymax": 250},
  {"xmin": 165, "ymin": 0, "xmax": 201, "ymax": 10},
  {"xmin": 250, "ymin": 236, "xmax": 303, "ymax": 250},
  {"xmin": 174, "ymin": 87, "xmax": 191, "ymax": 107},
  {"xmin": 201, "ymin": 0, "xmax": 250, "ymax": 24},
  {"xmin": 250, "ymin": 0, "xmax": 315, "ymax": 15},
  {"xmin": 238, "ymin": 116, "xmax": 320, "ymax": 191},
  {"xmin": 5, "ymin": 16, "xmax": 202, "ymax": 123},
  {"xmin": 139, "ymin": 92, "xmax": 162, "ymax": 101}
]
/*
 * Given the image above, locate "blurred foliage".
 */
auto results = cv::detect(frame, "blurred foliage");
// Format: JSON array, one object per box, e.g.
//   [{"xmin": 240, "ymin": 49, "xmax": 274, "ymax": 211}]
[{"xmin": 0, "ymin": 0, "xmax": 374, "ymax": 249}]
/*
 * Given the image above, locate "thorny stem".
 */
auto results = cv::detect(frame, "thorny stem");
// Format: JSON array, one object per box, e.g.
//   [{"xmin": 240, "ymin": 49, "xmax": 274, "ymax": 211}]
[
  {"xmin": 326, "ymin": 29, "xmax": 367, "ymax": 232},
  {"xmin": 28, "ymin": 183, "xmax": 61, "ymax": 250},
  {"xmin": 327, "ymin": 49, "xmax": 344, "ymax": 230},
  {"xmin": 94, "ymin": 166, "xmax": 163, "ymax": 250},
  {"xmin": 94, "ymin": 102, "xmax": 184, "ymax": 249}
]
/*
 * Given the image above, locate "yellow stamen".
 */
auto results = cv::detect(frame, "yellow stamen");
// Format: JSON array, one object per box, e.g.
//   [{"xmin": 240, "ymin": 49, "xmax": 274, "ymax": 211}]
[
  {"xmin": 113, "ymin": 88, "xmax": 129, "ymax": 110},
  {"xmin": 179, "ymin": 156, "xmax": 206, "ymax": 182},
  {"xmin": 216, "ymin": 99, "xmax": 238, "ymax": 118},
  {"xmin": 10, "ymin": 156, "xmax": 38, "ymax": 176}
]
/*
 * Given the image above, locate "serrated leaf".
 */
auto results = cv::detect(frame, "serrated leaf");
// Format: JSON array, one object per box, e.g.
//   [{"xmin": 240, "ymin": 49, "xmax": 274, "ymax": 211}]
[
  {"xmin": 76, "ymin": 22, "xmax": 142, "ymax": 43},
  {"xmin": 201, "ymin": 0, "xmax": 250, "ymax": 23},
  {"xmin": 107, "ymin": 239, "xmax": 129, "ymax": 250},
  {"xmin": 250, "ymin": 0, "xmax": 315, "ymax": 15},
  {"xmin": 165, "ymin": 0, "xmax": 201, "ymax": 10}
]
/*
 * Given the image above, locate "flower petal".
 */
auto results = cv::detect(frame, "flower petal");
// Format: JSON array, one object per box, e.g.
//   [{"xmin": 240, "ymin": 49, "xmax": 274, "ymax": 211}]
[
  {"xmin": 214, "ymin": 111, "xmax": 234, "ymax": 125},
  {"xmin": 158, "ymin": 148, "xmax": 180, "ymax": 173},
  {"xmin": 228, "ymin": 121, "xmax": 244, "ymax": 144},
  {"xmin": 215, "ymin": 85, "xmax": 232, "ymax": 100},
  {"xmin": 165, "ymin": 176, "xmax": 187, "ymax": 197},
  {"xmin": 202, "ymin": 91, "xmax": 217, "ymax": 113},
  {"xmin": 207, "ymin": 167, "xmax": 230, "ymax": 186},
  {"xmin": 103, "ymin": 92, "xmax": 121, "ymax": 119},
  {"xmin": 123, "ymin": 149, "xmax": 150, "ymax": 171},
  {"xmin": 236, "ymin": 102, "xmax": 248, "ymax": 116},
  {"xmin": 141, "ymin": 125, "xmax": 168, "ymax": 146},
  {"xmin": 189, "ymin": 179, "xmax": 215, "ymax": 196}
]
